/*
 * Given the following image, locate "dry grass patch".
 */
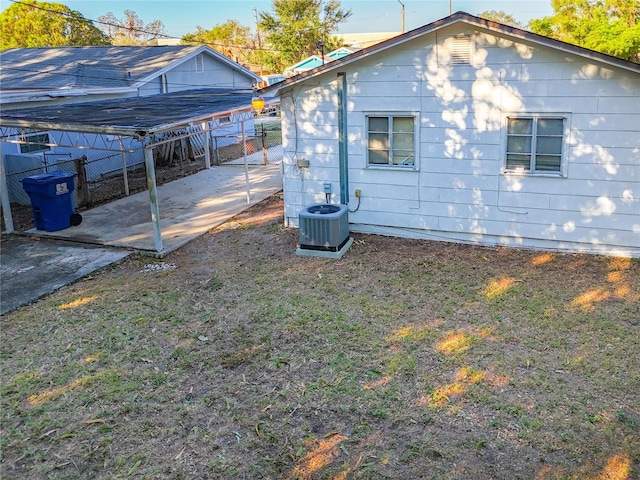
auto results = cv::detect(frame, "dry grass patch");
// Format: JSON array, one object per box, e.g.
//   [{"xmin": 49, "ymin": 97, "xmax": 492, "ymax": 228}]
[{"xmin": 1, "ymin": 194, "xmax": 639, "ymax": 479}]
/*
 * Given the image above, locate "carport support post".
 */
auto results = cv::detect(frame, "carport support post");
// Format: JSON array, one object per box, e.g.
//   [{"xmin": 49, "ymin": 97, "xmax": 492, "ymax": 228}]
[
  {"xmin": 241, "ymin": 120, "xmax": 251, "ymax": 204},
  {"xmin": 119, "ymin": 137, "xmax": 130, "ymax": 196},
  {"xmin": 0, "ymin": 143, "xmax": 14, "ymax": 233},
  {"xmin": 144, "ymin": 146, "xmax": 163, "ymax": 253},
  {"xmin": 202, "ymin": 121, "xmax": 211, "ymax": 169}
]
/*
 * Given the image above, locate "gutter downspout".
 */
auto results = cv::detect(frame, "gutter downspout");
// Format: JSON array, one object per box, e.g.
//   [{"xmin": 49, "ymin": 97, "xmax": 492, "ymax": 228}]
[{"xmin": 337, "ymin": 72, "xmax": 349, "ymax": 205}]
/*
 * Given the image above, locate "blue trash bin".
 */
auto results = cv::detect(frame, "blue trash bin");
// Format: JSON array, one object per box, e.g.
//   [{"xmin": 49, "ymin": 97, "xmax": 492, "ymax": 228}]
[{"xmin": 21, "ymin": 171, "xmax": 79, "ymax": 231}]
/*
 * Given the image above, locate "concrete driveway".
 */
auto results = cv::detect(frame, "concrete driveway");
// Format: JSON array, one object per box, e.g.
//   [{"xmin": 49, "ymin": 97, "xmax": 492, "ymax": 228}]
[{"xmin": 0, "ymin": 236, "xmax": 130, "ymax": 315}]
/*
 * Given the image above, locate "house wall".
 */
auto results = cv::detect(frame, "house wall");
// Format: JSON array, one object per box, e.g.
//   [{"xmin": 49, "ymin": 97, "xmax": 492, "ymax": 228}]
[
  {"xmin": 138, "ymin": 54, "xmax": 255, "ymax": 96},
  {"xmin": 281, "ymin": 24, "xmax": 640, "ymax": 257}
]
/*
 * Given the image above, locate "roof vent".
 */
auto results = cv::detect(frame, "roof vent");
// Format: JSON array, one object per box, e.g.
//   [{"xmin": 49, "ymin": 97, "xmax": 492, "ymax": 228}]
[
  {"xmin": 451, "ymin": 35, "xmax": 471, "ymax": 64},
  {"xmin": 296, "ymin": 204, "xmax": 352, "ymax": 258}
]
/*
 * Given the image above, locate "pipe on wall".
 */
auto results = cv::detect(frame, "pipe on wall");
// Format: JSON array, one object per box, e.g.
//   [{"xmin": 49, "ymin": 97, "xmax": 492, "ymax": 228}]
[{"xmin": 337, "ymin": 72, "xmax": 349, "ymax": 205}]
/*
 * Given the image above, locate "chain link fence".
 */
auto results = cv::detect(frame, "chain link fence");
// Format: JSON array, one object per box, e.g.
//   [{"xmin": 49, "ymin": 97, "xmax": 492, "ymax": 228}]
[{"xmin": 2, "ymin": 118, "xmax": 282, "ymax": 232}]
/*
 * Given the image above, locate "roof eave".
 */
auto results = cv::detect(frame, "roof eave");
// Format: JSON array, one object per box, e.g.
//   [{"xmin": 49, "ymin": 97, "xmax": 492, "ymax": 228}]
[
  {"xmin": 0, "ymin": 118, "xmax": 145, "ymax": 139},
  {"xmin": 467, "ymin": 14, "xmax": 640, "ymax": 73},
  {"xmin": 261, "ymin": 11, "xmax": 639, "ymax": 96},
  {"xmin": 0, "ymin": 87, "xmax": 138, "ymax": 105},
  {"xmin": 0, "ymin": 96, "xmax": 256, "ymax": 140}
]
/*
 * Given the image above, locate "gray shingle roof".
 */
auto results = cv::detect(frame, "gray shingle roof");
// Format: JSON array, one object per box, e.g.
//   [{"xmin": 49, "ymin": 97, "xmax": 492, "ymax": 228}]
[{"xmin": 0, "ymin": 46, "xmax": 236, "ymax": 91}]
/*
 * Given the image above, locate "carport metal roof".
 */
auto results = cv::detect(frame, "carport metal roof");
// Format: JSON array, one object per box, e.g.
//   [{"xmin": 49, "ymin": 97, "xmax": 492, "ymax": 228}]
[
  {"xmin": 0, "ymin": 88, "xmax": 265, "ymax": 253},
  {"xmin": 0, "ymin": 88, "xmax": 256, "ymax": 140}
]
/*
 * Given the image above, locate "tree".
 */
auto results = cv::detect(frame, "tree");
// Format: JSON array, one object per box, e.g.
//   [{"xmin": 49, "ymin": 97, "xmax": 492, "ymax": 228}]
[
  {"xmin": 182, "ymin": 20, "xmax": 256, "ymax": 65},
  {"xmin": 257, "ymin": 0, "xmax": 352, "ymax": 73},
  {"xmin": 477, "ymin": 10, "xmax": 525, "ymax": 29},
  {"xmin": 0, "ymin": 0, "xmax": 110, "ymax": 49},
  {"xmin": 97, "ymin": 10, "xmax": 165, "ymax": 45},
  {"xmin": 529, "ymin": 0, "xmax": 640, "ymax": 62}
]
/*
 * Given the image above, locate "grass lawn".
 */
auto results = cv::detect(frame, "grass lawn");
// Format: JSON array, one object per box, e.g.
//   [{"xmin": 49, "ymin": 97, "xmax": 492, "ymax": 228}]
[{"xmin": 1, "ymin": 194, "xmax": 638, "ymax": 479}]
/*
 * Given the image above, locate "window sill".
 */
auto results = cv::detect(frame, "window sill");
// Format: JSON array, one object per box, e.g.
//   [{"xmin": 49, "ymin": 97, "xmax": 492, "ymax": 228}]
[
  {"xmin": 366, "ymin": 165, "xmax": 418, "ymax": 172},
  {"xmin": 502, "ymin": 171, "xmax": 565, "ymax": 178}
]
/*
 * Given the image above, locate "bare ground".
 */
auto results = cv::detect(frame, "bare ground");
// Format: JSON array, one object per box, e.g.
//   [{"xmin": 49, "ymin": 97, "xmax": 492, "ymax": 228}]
[{"xmin": 1, "ymin": 194, "xmax": 639, "ymax": 479}]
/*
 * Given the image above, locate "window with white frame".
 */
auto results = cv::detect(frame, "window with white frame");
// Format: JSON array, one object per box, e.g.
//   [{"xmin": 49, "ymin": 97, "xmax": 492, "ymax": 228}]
[
  {"xmin": 505, "ymin": 116, "xmax": 565, "ymax": 174},
  {"xmin": 195, "ymin": 54, "xmax": 204, "ymax": 72},
  {"xmin": 20, "ymin": 133, "xmax": 51, "ymax": 154},
  {"xmin": 367, "ymin": 115, "xmax": 415, "ymax": 168}
]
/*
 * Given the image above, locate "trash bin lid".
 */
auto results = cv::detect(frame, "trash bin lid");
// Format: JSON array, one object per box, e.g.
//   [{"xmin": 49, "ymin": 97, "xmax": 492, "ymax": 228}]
[{"xmin": 21, "ymin": 171, "xmax": 76, "ymax": 185}]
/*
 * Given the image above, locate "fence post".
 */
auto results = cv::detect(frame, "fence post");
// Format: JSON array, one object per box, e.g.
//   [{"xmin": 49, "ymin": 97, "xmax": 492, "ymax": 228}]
[
  {"xmin": 261, "ymin": 124, "xmax": 268, "ymax": 165},
  {"xmin": 75, "ymin": 155, "xmax": 90, "ymax": 207},
  {"xmin": 203, "ymin": 121, "xmax": 211, "ymax": 169}
]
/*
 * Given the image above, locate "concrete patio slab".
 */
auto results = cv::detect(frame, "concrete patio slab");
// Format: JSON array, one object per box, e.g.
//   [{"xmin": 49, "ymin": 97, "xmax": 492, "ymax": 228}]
[{"xmin": 23, "ymin": 163, "xmax": 283, "ymax": 256}]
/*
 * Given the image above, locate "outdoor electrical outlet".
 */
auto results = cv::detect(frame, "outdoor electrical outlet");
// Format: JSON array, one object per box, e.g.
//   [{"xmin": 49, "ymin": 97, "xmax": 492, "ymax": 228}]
[
  {"xmin": 323, "ymin": 183, "xmax": 332, "ymax": 194},
  {"xmin": 296, "ymin": 158, "xmax": 310, "ymax": 168},
  {"xmin": 355, "ymin": 189, "xmax": 361, "ymax": 198}
]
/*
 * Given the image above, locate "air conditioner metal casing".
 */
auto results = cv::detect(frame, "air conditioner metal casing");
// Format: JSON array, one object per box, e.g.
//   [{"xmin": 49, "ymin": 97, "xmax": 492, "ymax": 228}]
[{"xmin": 298, "ymin": 204, "xmax": 349, "ymax": 252}]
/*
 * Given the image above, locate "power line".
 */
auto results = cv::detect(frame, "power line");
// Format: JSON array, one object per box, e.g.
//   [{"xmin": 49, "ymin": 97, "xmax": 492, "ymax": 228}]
[
  {"xmin": 8, "ymin": 0, "xmax": 174, "ymax": 40},
  {"xmin": 6, "ymin": 0, "xmax": 302, "ymax": 54}
]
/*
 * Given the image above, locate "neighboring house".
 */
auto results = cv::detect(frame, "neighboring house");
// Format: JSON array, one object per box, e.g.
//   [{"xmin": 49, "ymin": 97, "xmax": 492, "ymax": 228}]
[
  {"xmin": 261, "ymin": 12, "xmax": 640, "ymax": 257},
  {"xmin": 257, "ymin": 74, "xmax": 286, "ymax": 89},
  {"xmin": 0, "ymin": 45, "xmax": 260, "ymax": 109},
  {"xmin": 335, "ymin": 32, "xmax": 401, "ymax": 49},
  {"xmin": 284, "ymin": 47, "xmax": 359, "ymax": 77},
  {"xmin": 0, "ymin": 46, "xmax": 262, "ymax": 207}
]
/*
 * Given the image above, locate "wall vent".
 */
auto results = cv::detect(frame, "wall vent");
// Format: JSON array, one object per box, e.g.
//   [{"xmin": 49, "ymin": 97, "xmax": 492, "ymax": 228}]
[
  {"xmin": 298, "ymin": 204, "xmax": 350, "ymax": 252},
  {"xmin": 451, "ymin": 35, "xmax": 471, "ymax": 64}
]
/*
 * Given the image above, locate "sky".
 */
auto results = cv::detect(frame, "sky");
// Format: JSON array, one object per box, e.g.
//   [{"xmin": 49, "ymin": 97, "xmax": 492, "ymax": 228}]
[{"xmin": 1, "ymin": 0, "xmax": 555, "ymax": 39}]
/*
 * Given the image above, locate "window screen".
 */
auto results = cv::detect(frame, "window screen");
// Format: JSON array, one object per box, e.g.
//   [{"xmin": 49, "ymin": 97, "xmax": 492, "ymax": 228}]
[
  {"xmin": 367, "ymin": 116, "xmax": 415, "ymax": 167},
  {"xmin": 506, "ymin": 116, "xmax": 564, "ymax": 173}
]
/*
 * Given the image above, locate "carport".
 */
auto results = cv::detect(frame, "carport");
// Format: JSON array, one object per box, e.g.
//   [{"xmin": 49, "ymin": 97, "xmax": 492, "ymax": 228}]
[{"xmin": 0, "ymin": 89, "xmax": 281, "ymax": 255}]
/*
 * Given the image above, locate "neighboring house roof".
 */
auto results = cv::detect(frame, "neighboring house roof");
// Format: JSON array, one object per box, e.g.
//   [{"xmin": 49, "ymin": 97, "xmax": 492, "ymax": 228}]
[
  {"xmin": 327, "ymin": 47, "xmax": 359, "ymax": 59},
  {"xmin": 285, "ymin": 55, "xmax": 325, "ymax": 75},
  {"xmin": 0, "ymin": 45, "xmax": 260, "ymax": 102},
  {"xmin": 284, "ymin": 47, "xmax": 360, "ymax": 76},
  {"xmin": 0, "ymin": 88, "xmax": 255, "ymax": 139},
  {"xmin": 265, "ymin": 11, "xmax": 640, "ymax": 94}
]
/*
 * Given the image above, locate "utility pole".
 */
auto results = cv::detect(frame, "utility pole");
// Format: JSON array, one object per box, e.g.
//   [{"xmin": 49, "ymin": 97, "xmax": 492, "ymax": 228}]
[
  {"xmin": 449, "ymin": 0, "xmax": 452, "ymax": 14},
  {"xmin": 397, "ymin": 0, "xmax": 405, "ymax": 33},
  {"xmin": 253, "ymin": 8, "xmax": 263, "ymax": 75}
]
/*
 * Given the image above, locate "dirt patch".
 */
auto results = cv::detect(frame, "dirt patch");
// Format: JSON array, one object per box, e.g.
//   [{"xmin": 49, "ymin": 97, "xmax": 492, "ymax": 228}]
[{"xmin": 1, "ymin": 194, "xmax": 639, "ymax": 479}]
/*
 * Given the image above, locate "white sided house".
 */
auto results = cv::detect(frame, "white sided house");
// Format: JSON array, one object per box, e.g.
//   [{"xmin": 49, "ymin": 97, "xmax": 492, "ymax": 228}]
[{"xmin": 262, "ymin": 12, "xmax": 640, "ymax": 258}]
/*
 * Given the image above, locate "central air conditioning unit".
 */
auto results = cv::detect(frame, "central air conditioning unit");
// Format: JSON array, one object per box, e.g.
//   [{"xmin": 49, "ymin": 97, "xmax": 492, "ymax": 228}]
[{"xmin": 296, "ymin": 204, "xmax": 353, "ymax": 258}]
